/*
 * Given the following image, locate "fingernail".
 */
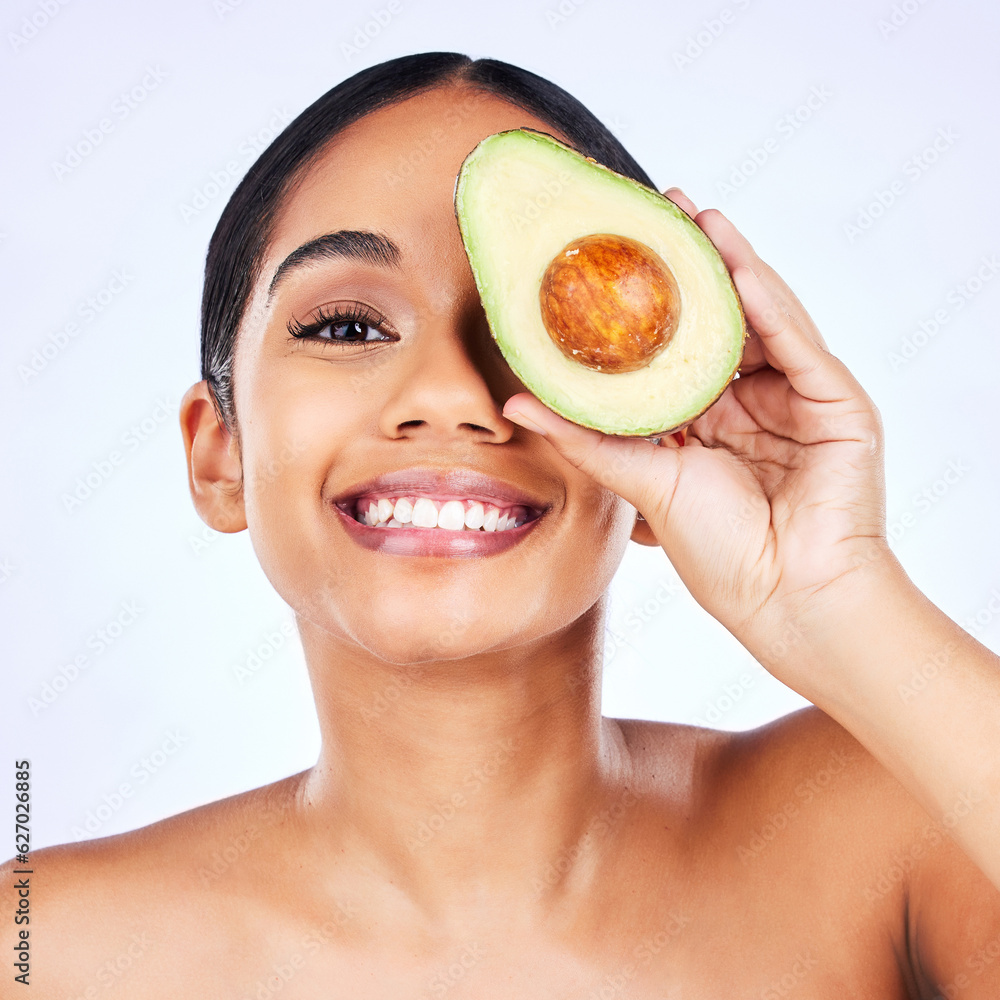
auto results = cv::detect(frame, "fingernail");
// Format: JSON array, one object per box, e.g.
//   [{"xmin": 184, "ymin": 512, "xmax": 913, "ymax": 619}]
[{"xmin": 505, "ymin": 409, "xmax": 548, "ymax": 436}]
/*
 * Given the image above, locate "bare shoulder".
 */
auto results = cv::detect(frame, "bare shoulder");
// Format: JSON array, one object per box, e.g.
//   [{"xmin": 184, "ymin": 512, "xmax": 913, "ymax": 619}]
[
  {"xmin": 695, "ymin": 704, "xmax": 957, "ymax": 869},
  {"xmin": 729, "ymin": 706, "xmax": 1000, "ymax": 996},
  {"xmin": 1, "ymin": 773, "xmax": 304, "ymax": 997},
  {"xmin": 640, "ymin": 703, "xmax": 934, "ymax": 827},
  {"xmin": 603, "ymin": 705, "xmax": 948, "ymax": 846},
  {"xmin": 616, "ymin": 707, "xmax": 1000, "ymax": 997},
  {"xmin": 17, "ymin": 769, "xmax": 303, "ymax": 885},
  {"xmin": 614, "ymin": 708, "xmax": 936, "ymax": 907}
]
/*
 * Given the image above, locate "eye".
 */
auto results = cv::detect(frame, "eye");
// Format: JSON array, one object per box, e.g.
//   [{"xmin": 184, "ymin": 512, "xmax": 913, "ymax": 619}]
[
  {"xmin": 314, "ymin": 318, "xmax": 386, "ymax": 342},
  {"xmin": 286, "ymin": 302, "xmax": 396, "ymax": 347}
]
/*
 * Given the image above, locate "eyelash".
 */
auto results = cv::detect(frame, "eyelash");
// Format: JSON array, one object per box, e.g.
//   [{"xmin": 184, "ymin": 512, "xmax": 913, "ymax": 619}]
[{"xmin": 286, "ymin": 302, "xmax": 395, "ymax": 348}]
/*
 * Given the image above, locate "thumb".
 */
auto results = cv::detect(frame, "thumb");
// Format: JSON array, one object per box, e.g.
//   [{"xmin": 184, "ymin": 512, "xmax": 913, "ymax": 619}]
[{"xmin": 501, "ymin": 392, "xmax": 684, "ymax": 519}]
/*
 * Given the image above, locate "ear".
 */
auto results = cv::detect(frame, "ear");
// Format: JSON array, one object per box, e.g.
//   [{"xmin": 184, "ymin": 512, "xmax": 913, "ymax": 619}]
[
  {"xmin": 179, "ymin": 381, "xmax": 247, "ymax": 532},
  {"xmin": 630, "ymin": 511, "xmax": 661, "ymax": 547}
]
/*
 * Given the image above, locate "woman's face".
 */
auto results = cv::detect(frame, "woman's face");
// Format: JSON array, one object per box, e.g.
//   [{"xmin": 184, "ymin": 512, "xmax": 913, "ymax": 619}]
[{"xmin": 227, "ymin": 84, "xmax": 637, "ymax": 664}]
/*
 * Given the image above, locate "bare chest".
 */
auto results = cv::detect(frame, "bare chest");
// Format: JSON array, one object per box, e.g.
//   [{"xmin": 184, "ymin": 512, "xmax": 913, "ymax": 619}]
[{"xmin": 119, "ymin": 881, "xmax": 913, "ymax": 1000}]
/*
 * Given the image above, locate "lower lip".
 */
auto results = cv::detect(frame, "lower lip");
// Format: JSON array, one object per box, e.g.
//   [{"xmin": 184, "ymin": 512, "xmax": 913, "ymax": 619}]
[{"xmin": 334, "ymin": 505, "xmax": 543, "ymax": 558}]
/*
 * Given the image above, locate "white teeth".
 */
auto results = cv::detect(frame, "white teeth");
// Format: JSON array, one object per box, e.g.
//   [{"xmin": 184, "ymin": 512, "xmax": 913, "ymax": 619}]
[
  {"xmin": 437, "ymin": 500, "xmax": 466, "ymax": 531},
  {"xmin": 393, "ymin": 497, "xmax": 413, "ymax": 523},
  {"xmin": 411, "ymin": 496, "xmax": 440, "ymax": 528},
  {"xmin": 354, "ymin": 495, "xmax": 538, "ymax": 531},
  {"xmin": 464, "ymin": 501, "xmax": 485, "ymax": 529}
]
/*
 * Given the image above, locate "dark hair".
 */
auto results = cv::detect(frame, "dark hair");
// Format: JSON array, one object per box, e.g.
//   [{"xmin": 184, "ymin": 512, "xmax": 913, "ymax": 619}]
[{"xmin": 200, "ymin": 51, "xmax": 657, "ymax": 433}]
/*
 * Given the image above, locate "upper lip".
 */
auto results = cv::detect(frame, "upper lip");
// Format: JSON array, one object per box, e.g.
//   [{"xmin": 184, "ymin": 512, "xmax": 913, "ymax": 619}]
[{"xmin": 331, "ymin": 467, "xmax": 551, "ymax": 512}]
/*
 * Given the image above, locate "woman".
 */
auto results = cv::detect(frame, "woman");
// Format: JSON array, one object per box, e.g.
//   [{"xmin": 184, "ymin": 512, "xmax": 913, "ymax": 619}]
[{"xmin": 8, "ymin": 52, "xmax": 1000, "ymax": 997}]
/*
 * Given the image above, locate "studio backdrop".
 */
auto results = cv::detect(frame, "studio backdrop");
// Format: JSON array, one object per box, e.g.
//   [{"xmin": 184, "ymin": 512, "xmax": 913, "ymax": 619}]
[{"xmin": 3, "ymin": 0, "xmax": 998, "ymax": 850}]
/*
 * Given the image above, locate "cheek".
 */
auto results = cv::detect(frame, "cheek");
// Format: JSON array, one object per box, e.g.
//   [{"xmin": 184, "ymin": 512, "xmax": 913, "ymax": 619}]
[
  {"xmin": 601, "ymin": 491, "xmax": 638, "ymax": 563},
  {"xmin": 502, "ymin": 474, "xmax": 633, "ymax": 640},
  {"xmin": 240, "ymin": 356, "xmax": 373, "ymax": 499},
  {"xmin": 560, "ymin": 482, "xmax": 635, "ymax": 592},
  {"xmin": 235, "ymin": 370, "xmax": 367, "ymax": 601}
]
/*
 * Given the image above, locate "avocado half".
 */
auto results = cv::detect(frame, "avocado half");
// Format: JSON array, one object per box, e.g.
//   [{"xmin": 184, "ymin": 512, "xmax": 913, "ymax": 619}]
[{"xmin": 454, "ymin": 128, "xmax": 747, "ymax": 437}]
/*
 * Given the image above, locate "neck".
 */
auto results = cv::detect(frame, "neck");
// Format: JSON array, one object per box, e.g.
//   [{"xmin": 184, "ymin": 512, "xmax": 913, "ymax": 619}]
[{"xmin": 294, "ymin": 604, "xmax": 635, "ymax": 924}]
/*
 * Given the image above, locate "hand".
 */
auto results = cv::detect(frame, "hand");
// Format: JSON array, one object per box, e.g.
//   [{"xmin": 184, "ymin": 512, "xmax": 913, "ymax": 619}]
[{"xmin": 503, "ymin": 190, "xmax": 892, "ymax": 663}]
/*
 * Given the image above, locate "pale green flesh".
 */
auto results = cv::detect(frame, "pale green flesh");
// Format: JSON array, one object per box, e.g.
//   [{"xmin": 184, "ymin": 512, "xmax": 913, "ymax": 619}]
[{"xmin": 455, "ymin": 128, "xmax": 746, "ymax": 437}]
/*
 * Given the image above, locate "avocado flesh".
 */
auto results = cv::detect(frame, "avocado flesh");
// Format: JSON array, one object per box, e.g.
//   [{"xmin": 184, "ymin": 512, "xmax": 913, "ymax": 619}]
[{"xmin": 454, "ymin": 128, "xmax": 746, "ymax": 437}]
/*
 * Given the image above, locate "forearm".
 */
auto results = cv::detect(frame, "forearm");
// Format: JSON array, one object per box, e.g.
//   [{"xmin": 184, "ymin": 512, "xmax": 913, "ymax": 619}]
[{"xmin": 749, "ymin": 552, "xmax": 1000, "ymax": 890}]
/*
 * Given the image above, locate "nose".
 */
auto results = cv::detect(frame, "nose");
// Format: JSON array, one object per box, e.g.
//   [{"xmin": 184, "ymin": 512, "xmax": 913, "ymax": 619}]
[{"xmin": 378, "ymin": 295, "xmax": 521, "ymax": 446}]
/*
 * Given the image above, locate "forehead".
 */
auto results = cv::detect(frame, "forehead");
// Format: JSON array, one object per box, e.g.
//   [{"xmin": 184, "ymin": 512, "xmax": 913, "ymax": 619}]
[{"xmin": 262, "ymin": 85, "xmax": 570, "ymax": 281}]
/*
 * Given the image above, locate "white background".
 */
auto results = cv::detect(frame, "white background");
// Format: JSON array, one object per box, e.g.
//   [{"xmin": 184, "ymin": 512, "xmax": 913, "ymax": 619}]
[{"xmin": 3, "ymin": 0, "xmax": 999, "ymax": 850}]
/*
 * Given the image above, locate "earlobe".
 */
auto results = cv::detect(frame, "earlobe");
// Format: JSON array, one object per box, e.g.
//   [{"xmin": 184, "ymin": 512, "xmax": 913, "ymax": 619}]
[
  {"xmin": 630, "ymin": 511, "xmax": 661, "ymax": 547},
  {"xmin": 179, "ymin": 381, "xmax": 247, "ymax": 533}
]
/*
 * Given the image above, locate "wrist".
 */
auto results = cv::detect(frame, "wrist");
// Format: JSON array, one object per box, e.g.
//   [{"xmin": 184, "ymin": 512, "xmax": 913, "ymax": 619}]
[{"xmin": 740, "ymin": 542, "xmax": 915, "ymax": 701}]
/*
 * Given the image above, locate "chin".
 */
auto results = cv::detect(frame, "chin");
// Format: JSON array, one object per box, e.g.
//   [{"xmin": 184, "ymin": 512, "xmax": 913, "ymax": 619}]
[{"xmin": 356, "ymin": 605, "xmax": 491, "ymax": 666}]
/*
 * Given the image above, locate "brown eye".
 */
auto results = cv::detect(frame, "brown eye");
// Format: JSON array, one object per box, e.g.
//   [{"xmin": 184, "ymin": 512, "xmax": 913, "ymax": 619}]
[
  {"xmin": 317, "ymin": 320, "xmax": 384, "ymax": 342},
  {"xmin": 287, "ymin": 304, "xmax": 396, "ymax": 346}
]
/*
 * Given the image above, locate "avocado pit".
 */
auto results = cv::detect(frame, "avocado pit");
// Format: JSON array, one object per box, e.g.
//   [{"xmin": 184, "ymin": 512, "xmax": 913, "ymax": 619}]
[{"xmin": 538, "ymin": 233, "xmax": 681, "ymax": 373}]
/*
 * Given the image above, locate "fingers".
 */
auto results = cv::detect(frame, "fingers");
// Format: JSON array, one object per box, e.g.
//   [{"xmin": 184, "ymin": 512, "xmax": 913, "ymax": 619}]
[
  {"xmin": 735, "ymin": 330, "xmax": 768, "ymax": 375},
  {"xmin": 694, "ymin": 208, "xmax": 830, "ymax": 352},
  {"xmin": 502, "ymin": 392, "xmax": 681, "ymax": 517},
  {"xmin": 730, "ymin": 264, "xmax": 858, "ymax": 405},
  {"xmin": 664, "ymin": 186, "xmax": 699, "ymax": 218},
  {"xmin": 662, "ymin": 194, "xmax": 830, "ymax": 369},
  {"xmin": 665, "ymin": 203, "xmax": 861, "ymax": 404}
]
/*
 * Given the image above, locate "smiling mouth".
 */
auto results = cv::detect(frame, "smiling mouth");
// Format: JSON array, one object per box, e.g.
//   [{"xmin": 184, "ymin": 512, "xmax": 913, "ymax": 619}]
[{"xmin": 336, "ymin": 494, "xmax": 544, "ymax": 532}]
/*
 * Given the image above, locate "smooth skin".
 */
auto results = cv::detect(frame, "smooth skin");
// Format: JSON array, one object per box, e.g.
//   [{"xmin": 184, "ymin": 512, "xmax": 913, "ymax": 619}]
[{"xmin": 6, "ymin": 85, "xmax": 1000, "ymax": 998}]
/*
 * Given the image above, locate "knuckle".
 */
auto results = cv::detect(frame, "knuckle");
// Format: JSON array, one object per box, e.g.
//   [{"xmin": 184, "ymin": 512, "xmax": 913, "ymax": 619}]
[
  {"xmin": 574, "ymin": 430, "xmax": 616, "ymax": 477},
  {"xmin": 756, "ymin": 299, "xmax": 789, "ymax": 334}
]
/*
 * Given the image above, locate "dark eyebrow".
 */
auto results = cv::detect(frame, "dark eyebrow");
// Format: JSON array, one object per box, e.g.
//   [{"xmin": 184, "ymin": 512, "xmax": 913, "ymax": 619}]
[{"xmin": 267, "ymin": 230, "xmax": 401, "ymax": 300}]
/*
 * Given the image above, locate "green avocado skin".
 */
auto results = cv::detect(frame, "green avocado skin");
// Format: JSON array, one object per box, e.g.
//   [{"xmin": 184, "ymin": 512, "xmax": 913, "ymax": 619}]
[{"xmin": 454, "ymin": 128, "xmax": 747, "ymax": 438}]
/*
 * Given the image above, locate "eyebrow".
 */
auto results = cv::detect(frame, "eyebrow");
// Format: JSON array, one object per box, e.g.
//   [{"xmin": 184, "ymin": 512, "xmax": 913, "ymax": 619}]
[{"xmin": 266, "ymin": 230, "xmax": 402, "ymax": 300}]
